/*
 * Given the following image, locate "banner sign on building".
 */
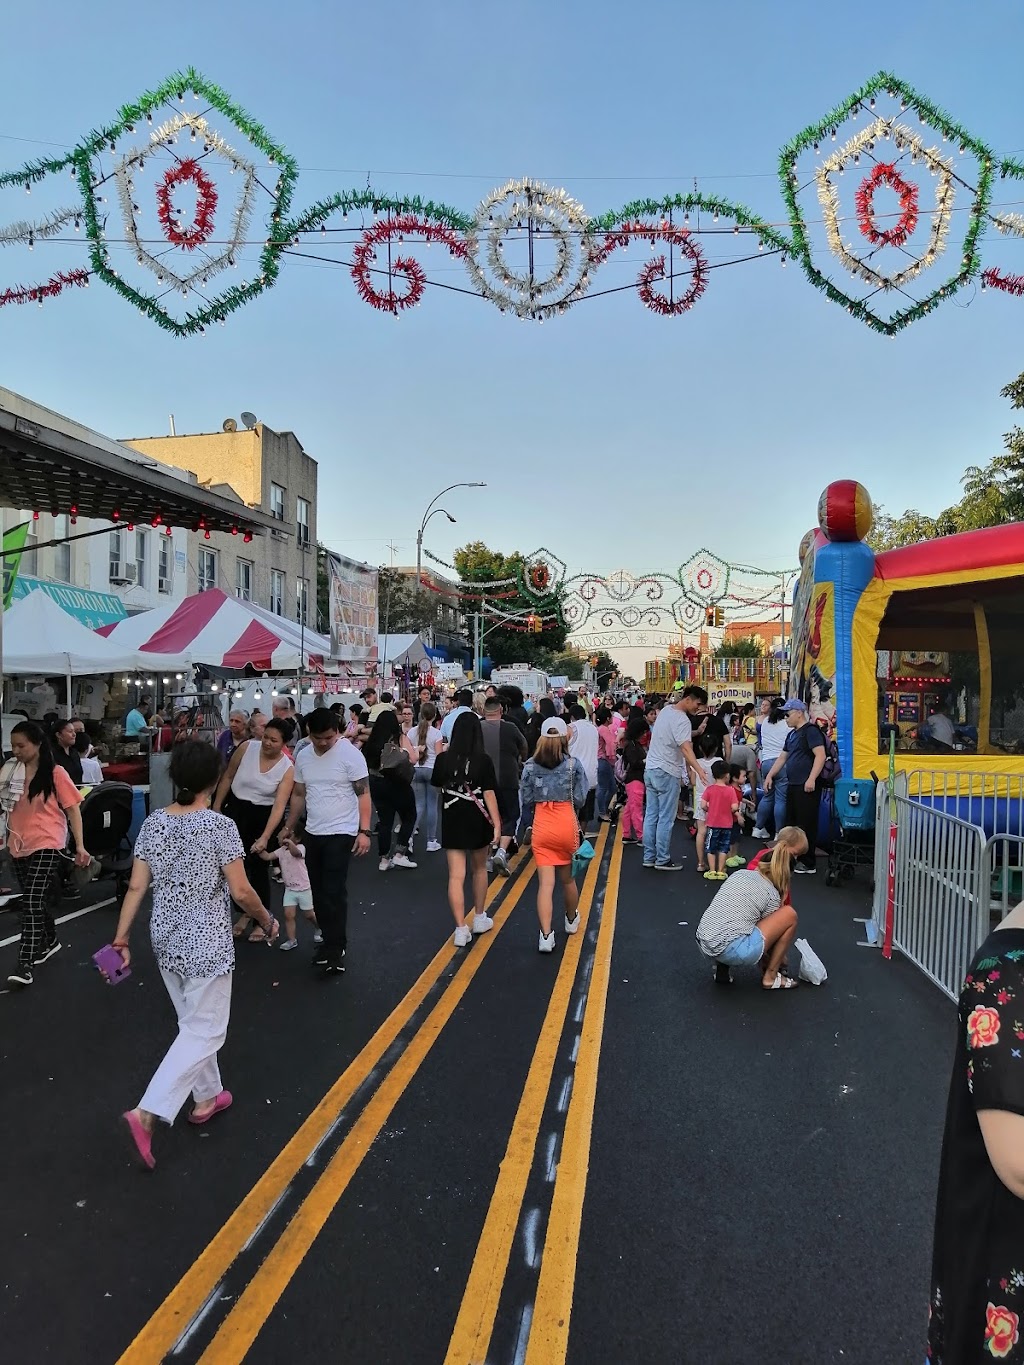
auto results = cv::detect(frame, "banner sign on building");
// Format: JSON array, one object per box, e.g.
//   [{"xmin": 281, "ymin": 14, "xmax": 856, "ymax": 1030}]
[{"xmin": 328, "ymin": 552, "xmax": 378, "ymax": 667}]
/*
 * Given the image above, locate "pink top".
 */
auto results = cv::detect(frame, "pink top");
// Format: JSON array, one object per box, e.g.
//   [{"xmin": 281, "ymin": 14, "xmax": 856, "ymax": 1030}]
[
  {"xmin": 271, "ymin": 843, "xmax": 311, "ymax": 891},
  {"xmin": 597, "ymin": 724, "xmax": 619, "ymax": 763},
  {"xmin": 8, "ymin": 765, "xmax": 82, "ymax": 857},
  {"xmin": 702, "ymin": 782, "xmax": 739, "ymax": 829}
]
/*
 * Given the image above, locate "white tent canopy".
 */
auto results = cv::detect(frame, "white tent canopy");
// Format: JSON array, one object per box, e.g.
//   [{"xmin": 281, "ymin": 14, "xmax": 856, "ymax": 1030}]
[
  {"xmin": 378, "ymin": 634, "xmax": 431, "ymax": 671},
  {"xmin": 4, "ymin": 590, "xmax": 149, "ymax": 674}
]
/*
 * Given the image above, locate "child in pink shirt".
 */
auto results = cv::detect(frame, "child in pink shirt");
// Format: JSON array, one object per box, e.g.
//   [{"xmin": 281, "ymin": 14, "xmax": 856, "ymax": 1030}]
[
  {"xmin": 259, "ymin": 837, "xmax": 320, "ymax": 952},
  {"xmin": 701, "ymin": 761, "xmax": 739, "ymax": 882}
]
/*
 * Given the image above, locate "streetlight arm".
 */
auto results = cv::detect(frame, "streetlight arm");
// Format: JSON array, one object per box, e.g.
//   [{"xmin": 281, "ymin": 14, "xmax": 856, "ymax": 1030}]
[{"xmin": 418, "ymin": 481, "xmax": 486, "ymax": 536}]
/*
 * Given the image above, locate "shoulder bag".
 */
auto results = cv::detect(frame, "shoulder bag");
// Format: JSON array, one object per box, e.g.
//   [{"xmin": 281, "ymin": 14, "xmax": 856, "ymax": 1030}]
[
  {"xmin": 381, "ymin": 739, "xmax": 414, "ymax": 784},
  {"xmin": 567, "ymin": 758, "xmax": 595, "ymax": 878}
]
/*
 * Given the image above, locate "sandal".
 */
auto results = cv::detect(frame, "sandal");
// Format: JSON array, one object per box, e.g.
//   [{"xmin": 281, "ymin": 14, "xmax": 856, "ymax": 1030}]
[
  {"xmin": 232, "ymin": 920, "xmax": 248, "ymax": 938},
  {"xmin": 763, "ymin": 972, "xmax": 799, "ymax": 991},
  {"xmin": 247, "ymin": 926, "xmax": 267, "ymax": 943}
]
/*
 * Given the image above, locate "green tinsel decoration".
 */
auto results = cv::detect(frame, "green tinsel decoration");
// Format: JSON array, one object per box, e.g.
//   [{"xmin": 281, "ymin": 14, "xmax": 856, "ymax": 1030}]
[
  {"xmin": 778, "ymin": 70, "xmax": 994, "ymax": 335},
  {"xmin": 585, "ymin": 193, "xmax": 794, "ymax": 255},
  {"xmin": 284, "ymin": 189, "xmax": 474, "ymax": 238}
]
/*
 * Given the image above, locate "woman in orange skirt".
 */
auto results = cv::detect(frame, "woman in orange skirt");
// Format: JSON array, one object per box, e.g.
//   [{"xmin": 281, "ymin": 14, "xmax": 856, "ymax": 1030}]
[{"xmin": 519, "ymin": 717, "xmax": 587, "ymax": 953}]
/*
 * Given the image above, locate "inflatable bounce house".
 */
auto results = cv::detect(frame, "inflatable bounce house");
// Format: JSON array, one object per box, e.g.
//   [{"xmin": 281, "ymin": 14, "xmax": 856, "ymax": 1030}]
[{"xmin": 791, "ymin": 481, "xmax": 1024, "ymax": 792}]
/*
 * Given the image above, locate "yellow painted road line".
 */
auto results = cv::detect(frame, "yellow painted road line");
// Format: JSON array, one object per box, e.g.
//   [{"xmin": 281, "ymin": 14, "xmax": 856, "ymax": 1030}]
[
  {"xmin": 196, "ymin": 857, "xmax": 538, "ymax": 1365},
  {"xmin": 524, "ymin": 834, "xmax": 623, "ymax": 1365},
  {"xmin": 116, "ymin": 855, "xmax": 527, "ymax": 1365},
  {"xmin": 443, "ymin": 825, "xmax": 610, "ymax": 1365}
]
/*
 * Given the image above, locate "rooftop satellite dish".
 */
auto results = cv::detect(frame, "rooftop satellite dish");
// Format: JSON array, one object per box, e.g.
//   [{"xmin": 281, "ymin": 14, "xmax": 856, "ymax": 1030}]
[
  {"xmin": 222, "ymin": 417, "xmax": 238, "ymax": 432},
  {"xmin": 240, "ymin": 411, "xmax": 258, "ymax": 430}
]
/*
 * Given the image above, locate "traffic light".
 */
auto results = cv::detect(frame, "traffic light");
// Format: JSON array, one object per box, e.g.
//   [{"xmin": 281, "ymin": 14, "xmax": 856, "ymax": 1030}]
[
  {"xmin": 705, "ymin": 606, "xmax": 725, "ymax": 628},
  {"xmin": 527, "ymin": 614, "xmax": 541, "ymax": 633},
  {"xmin": 714, "ymin": 606, "xmax": 725, "ymax": 628}
]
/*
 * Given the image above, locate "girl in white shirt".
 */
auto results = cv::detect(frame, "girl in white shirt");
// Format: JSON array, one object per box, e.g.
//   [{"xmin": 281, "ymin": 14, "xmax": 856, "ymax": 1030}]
[{"xmin": 411, "ymin": 701, "xmax": 444, "ymax": 852}]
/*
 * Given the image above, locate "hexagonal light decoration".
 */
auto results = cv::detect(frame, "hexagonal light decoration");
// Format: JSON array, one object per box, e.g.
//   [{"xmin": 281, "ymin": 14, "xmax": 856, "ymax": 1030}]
[
  {"xmin": 982, "ymin": 156, "xmax": 1024, "ymax": 297},
  {"xmin": 677, "ymin": 550, "xmax": 730, "ymax": 608},
  {"xmin": 521, "ymin": 548, "xmax": 567, "ymax": 600},
  {"xmin": 778, "ymin": 70, "xmax": 995, "ymax": 335},
  {"xmin": 75, "ymin": 68, "xmax": 297, "ymax": 336}
]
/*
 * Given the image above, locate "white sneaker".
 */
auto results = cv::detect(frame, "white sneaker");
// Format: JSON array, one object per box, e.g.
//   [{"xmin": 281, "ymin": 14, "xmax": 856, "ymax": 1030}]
[
  {"xmin": 752, "ymin": 827, "xmax": 771, "ymax": 840},
  {"xmin": 472, "ymin": 912, "xmax": 494, "ymax": 935},
  {"xmin": 426, "ymin": 840, "xmax": 441, "ymax": 852},
  {"xmin": 564, "ymin": 913, "xmax": 580, "ymax": 935},
  {"xmin": 486, "ymin": 857, "xmax": 494, "ymax": 873},
  {"xmin": 492, "ymin": 847, "xmax": 511, "ymax": 877},
  {"xmin": 279, "ymin": 938, "xmax": 298, "ymax": 952},
  {"xmin": 453, "ymin": 924, "xmax": 472, "ymax": 948},
  {"xmin": 391, "ymin": 851, "xmax": 418, "ymax": 869},
  {"xmin": 538, "ymin": 931, "xmax": 556, "ymax": 953},
  {"xmin": 378, "ymin": 856, "xmax": 392, "ymax": 872},
  {"xmin": 312, "ymin": 930, "xmax": 323, "ymax": 945}
]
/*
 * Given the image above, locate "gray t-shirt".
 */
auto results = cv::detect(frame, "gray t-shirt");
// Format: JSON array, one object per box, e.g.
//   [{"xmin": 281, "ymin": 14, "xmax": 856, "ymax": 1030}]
[
  {"xmin": 645, "ymin": 704, "xmax": 693, "ymax": 781},
  {"xmin": 696, "ymin": 869, "xmax": 781, "ymax": 958}
]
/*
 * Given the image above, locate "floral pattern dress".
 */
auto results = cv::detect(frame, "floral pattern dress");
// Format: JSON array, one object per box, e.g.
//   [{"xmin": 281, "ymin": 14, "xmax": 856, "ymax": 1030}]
[{"xmin": 927, "ymin": 929, "xmax": 1024, "ymax": 1362}]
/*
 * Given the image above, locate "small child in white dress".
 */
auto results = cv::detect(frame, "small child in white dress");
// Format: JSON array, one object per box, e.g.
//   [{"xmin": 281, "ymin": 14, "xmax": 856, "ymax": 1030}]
[{"xmin": 259, "ymin": 837, "xmax": 320, "ymax": 952}]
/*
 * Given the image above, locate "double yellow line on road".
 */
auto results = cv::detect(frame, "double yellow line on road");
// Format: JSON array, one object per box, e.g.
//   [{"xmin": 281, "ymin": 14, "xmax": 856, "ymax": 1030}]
[
  {"xmin": 445, "ymin": 833, "xmax": 624, "ymax": 1365},
  {"xmin": 118, "ymin": 855, "xmax": 534, "ymax": 1364}
]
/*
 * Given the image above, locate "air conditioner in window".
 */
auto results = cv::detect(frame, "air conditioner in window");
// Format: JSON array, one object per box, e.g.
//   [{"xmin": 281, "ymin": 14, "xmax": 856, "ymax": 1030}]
[
  {"xmin": 110, "ymin": 562, "xmax": 138, "ymax": 585},
  {"xmin": 158, "ymin": 575, "xmax": 172, "ymax": 594}
]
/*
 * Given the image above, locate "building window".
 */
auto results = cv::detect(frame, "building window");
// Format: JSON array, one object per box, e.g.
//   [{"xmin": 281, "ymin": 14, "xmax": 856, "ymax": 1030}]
[
  {"xmin": 135, "ymin": 528, "xmax": 148, "ymax": 589},
  {"xmin": 53, "ymin": 514, "xmax": 71, "ymax": 583},
  {"xmin": 109, "ymin": 528, "xmax": 124, "ymax": 581},
  {"xmin": 270, "ymin": 483, "xmax": 285, "ymax": 521},
  {"xmin": 297, "ymin": 496, "xmax": 310, "ymax": 546},
  {"xmin": 198, "ymin": 547, "xmax": 217, "ymax": 593},
  {"xmin": 236, "ymin": 559, "xmax": 253, "ymax": 601},
  {"xmin": 296, "ymin": 576, "xmax": 309, "ymax": 626},
  {"xmin": 270, "ymin": 568, "xmax": 285, "ymax": 615},
  {"xmin": 158, "ymin": 535, "xmax": 171, "ymax": 592}
]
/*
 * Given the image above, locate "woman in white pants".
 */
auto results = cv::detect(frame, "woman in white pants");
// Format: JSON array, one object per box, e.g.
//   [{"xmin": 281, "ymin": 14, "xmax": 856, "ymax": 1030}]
[{"xmin": 109, "ymin": 740, "xmax": 276, "ymax": 1170}]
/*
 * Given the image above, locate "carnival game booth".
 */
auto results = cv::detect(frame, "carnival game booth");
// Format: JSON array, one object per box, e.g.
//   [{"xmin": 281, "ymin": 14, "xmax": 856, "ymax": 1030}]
[{"xmin": 792, "ymin": 481, "xmax": 1024, "ymax": 833}]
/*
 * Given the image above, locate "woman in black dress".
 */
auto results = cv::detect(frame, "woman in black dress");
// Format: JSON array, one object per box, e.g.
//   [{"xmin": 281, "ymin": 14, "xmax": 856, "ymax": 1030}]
[
  {"xmin": 927, "ymin": 896, "xmax": 1024, "ymax": 1362},
  {"xmin": 431, "ymin": 713, "xmax": 501, "ymax": 949}
]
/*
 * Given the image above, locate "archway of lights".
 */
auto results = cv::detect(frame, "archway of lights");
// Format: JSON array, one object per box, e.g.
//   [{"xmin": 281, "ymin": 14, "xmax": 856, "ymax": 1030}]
[
  {"xmin": 419, "ymin": 547, "xmax": 794, "ymax": 651},
  {"xmin": 2, "ymin": 68, "xmax": 1022, "ymax": 337}
]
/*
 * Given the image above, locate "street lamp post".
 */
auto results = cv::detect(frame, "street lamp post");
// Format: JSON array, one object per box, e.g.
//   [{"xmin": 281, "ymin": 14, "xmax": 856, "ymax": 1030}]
[{"xmin": 415, "ymin": 481, "xmax": 486, "ymax": 649}]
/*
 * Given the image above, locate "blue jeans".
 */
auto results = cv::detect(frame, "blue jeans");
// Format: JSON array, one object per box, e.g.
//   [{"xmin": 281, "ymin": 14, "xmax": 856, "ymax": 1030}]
[
  {"xmin": 412, "ymin": 766, "xmax": 438, "ymax": 845},
  {"xmin": 756, "ymin": 768, "xmax": 788, "ymax": 835},
  {"xmin": 643, "ymin": 766, "xmax": 681, "ymax": 865},
  {"xmin": 596, "ymin": 757, "xmax": 616, "ymax": 818}
]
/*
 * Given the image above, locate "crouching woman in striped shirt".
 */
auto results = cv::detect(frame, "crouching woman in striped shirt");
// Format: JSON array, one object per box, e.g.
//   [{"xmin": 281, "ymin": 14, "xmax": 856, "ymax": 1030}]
[{"xmin": 695, "ymin": 828, "xmax": 807, "ymax": 989}]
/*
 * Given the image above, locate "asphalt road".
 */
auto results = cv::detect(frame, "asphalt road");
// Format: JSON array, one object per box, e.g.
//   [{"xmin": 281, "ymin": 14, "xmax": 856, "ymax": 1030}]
[{"xmin": 0, "ymin": 821, "xmax": 954, "ymax": 1364}]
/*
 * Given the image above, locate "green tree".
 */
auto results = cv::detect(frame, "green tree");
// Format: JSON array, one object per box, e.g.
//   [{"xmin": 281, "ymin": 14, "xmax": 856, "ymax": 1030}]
[
  {"xmin": 454, "ymin": 540, "xmax": 568, "ymax": 669},
  {"xmin": 377, "ymin": 568, "xmax": 439, "ymax": 636},
  {"xmin": 868, "ymin": 368, "xmax": 1024, "ymax": 551},
  {"xmin": 713, "ymin": 635, "xmax": 764, "ymax": 660},
  {"xmin": 316, "ymin": 542, "xmax": 330, "ymax": 633}
]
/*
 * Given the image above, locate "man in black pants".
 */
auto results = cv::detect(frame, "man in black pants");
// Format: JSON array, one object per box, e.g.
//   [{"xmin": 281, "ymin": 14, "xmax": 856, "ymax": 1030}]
[
  {"xmin": 763, "ymin": 698, "xmax": 826, "ymax": 874},
  {"xmin": 281, "ymin": 709, "xmax": 371, "ymax": 974},
  {"xmin": 481, "ymin": 698, "xmax": 528, "ymax": 875}
]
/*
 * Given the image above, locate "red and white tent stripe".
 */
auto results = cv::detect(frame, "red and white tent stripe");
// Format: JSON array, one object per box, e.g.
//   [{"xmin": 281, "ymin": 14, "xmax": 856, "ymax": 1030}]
[{"xmin": 96, "ymin": 588, "xmax": 329, "ymax": 671}]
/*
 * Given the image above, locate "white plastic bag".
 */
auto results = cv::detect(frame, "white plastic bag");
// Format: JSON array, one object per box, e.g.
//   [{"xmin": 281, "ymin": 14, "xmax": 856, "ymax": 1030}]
[{"xmin": 795, "ymin": 937, "xmax": 828, "ymax": 986}]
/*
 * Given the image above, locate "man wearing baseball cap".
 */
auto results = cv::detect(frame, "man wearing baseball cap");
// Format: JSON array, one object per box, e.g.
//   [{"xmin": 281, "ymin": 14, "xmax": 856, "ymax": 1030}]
[
  {"xmin": 643, "ymin": 683, "xmax": 707, "ymax": 871},
  {"xmin": 762, "ymin": 698, "xmax": 826, "ymax": 873}
]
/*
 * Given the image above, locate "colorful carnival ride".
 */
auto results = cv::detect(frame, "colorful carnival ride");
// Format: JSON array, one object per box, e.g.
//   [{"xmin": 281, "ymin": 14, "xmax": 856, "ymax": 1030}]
[{"xmin": 792, "ymin": 481, "xmax": 1024, "ymax": 825}]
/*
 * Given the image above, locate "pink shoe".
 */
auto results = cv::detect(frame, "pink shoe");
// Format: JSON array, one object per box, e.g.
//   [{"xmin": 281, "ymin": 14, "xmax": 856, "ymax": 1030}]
[
  {"xmin": 122, "ymin": 1110, "xmax": 156, "ymax": 1170},
  {"xmin": 187, "ymin": 1090, "xmax": 233, "ymax": 1125}
]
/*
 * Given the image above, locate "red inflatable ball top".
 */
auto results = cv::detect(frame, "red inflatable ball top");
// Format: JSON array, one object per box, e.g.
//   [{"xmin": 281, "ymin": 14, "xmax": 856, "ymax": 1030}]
[{"xmin": 817, "ymin": 480, "xmax": 873, "ymax": 543}]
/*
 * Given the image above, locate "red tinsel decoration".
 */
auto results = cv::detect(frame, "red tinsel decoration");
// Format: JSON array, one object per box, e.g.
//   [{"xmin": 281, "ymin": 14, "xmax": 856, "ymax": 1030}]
[
  {"xmin": 855, "ymin": 163, "xmax": 918, "ymax": 248},
  {"xmin": 983, "ymin": 267, "xmax": 1024, "ymax": 297},
  {"xmin": 351, "ymin": 214, "xmax": 468, "ymax": 314},
  {"xmin": 0, "ymin": 268, "xmax": 90, "ymax": 308},
  {"xmin": 588, "ymin": 221, "xmax": 708, "ymax": 315},
  {"xmin": 156, "ymin": 159, "xmax": 218, "ymax": 250}
]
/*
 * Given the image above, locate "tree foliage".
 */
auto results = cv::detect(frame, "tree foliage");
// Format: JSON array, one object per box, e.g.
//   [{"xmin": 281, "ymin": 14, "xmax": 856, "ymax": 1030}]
[
  {"xmin": 713, "ymin": 635, "xmax": 764, "ymax": 660},
  {"xmin": 453, "ymin": 540, "xmax": 569, "ymax": 669},
  {"xmin": 377, "ymin": 567, "xmax": 442, "ymax": 636},
  {"xmin": 868, "ymin": 370, "xmax": 1024, "ymax": 551}
]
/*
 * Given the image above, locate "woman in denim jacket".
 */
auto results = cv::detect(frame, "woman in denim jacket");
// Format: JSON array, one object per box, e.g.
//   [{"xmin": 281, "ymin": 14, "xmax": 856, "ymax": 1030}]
[{"xmin": 519, "ymin": 717, "xmax": 587, "ymax": 954}]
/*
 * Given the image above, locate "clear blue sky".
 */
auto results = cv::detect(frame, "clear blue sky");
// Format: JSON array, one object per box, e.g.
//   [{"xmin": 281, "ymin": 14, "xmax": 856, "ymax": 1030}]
[{"xmin": 2, "ymin": 0, "xmax": 1023, "ymax": 654}]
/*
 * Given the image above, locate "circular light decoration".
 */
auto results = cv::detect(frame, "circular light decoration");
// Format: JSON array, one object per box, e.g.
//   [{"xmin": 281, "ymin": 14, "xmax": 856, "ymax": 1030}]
[
  {"xmin": 464, "ymin": 179, "xmax": 596, "ymax": 320},
  {"xmin": 605, "ymin": 568, "xmax": 636, "ymax": 601},
  {"xmin": 521, "ymin": 547, "xmax": 566, "ymax": 599},
  {"xmin": 350, "ymin": 214, "xmax": 468, "ymax": 314},
  {"xmin": 589, "ymin": 221, "xmax": 708, "ymax": 316},
  {"xmin": 671, "ymin": 596, "xmax": 705, "ymax": 631},
  {"xmin": 817, "ymin": 480, "xmax": 873, "ymax": 542},
  {"xmin": 156, "ymin": 159, "xmax": 218, "ymax": 249},
  {"xmin": 677, "ymin": 550, "xmax": 730, "ymax": 607},
  {"xmin": 559, "ymin": 590, "xmax": 591, "ymax": 631},
  {"xmin": 855, "ymin": 163, "xmax": 918, "ymax": 248}
]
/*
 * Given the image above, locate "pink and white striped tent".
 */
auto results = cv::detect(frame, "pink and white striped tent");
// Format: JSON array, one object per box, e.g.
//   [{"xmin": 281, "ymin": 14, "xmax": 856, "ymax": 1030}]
[{"xmin": 96, "ymin": 588, "xmax": 330, "ymax": 671}]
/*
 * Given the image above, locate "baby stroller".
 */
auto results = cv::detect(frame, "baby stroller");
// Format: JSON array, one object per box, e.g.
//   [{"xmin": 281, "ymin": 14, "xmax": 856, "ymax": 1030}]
[{"xmin": 78, "ymin": 783, "xmax": 137, "ymax": 902}]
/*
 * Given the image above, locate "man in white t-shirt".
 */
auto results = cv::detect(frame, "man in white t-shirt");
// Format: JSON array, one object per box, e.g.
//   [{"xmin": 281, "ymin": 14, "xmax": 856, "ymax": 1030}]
[
  {"xmin": 925, "ymin": 701, "xmax": 957, "ymax": 749},
  {"xmin": 281, "ymin": 709, "xmax": 371, "ymax": 975},
  {"xmin": 643, "ymin": 684, "xmax": 706, "ymax": 871},
  {"xmin": 567, "ymin": 704, "xmax": 600, "ymax": 832}
]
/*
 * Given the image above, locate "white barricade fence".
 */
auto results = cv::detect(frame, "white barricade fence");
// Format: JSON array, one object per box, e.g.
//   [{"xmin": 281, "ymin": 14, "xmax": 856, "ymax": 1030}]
[
  {"xmin": 983, "ymin": 833, "xmax": 1024, "ymax": 921},
  {"xmin": 906, "ymin": 769, "xmax": 1024, "ymax": 841}
]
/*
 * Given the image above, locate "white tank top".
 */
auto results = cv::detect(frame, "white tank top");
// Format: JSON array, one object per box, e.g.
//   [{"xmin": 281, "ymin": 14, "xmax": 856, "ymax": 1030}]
[{"xmin": 230, "ymin": 740, "xmax": 292, "ymax": 806}]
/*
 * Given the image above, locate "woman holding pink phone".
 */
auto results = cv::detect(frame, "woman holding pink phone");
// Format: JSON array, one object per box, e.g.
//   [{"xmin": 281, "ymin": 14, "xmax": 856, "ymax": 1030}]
[{"xmin": 109, "ymin": 740, "xmax": 276, "ymax": 1170}]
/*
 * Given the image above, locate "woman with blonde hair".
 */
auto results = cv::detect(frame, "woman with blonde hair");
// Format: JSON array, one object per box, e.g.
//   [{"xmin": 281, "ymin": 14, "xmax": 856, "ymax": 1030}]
[
  {"xmin": 519, "ymin": 717, "xmax": 587, "ymax": 954},
  {"xmin": 695, "ymin": 825, "xmax": 807, "ymax": 988}
]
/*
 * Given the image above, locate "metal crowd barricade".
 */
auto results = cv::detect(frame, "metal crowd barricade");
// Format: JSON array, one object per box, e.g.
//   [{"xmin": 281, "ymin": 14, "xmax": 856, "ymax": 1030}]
[
  {"xmin": 983, "ymin": 833, "xmax": 1024, "ymax": 919},
  {"xmin": 905, "ymin": 769, "xmax": 1024, "ymax": 840}
]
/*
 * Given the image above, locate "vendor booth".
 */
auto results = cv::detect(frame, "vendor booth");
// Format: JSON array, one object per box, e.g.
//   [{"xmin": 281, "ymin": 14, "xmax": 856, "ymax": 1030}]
[{"xmin": 791, "ymin": 481, "xmax": 1024, "ymax": 799}]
